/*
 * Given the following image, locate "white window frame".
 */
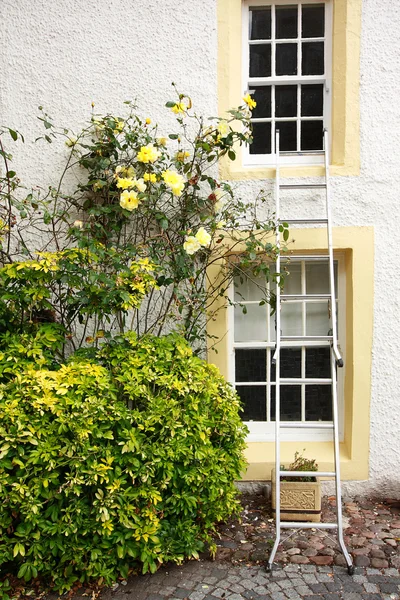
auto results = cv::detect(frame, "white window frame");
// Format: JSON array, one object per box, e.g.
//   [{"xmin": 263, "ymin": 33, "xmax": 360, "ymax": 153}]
[
  {"xmin": 242, "ymin": 0, "xmax": 333, "ymax": 167},
  {"xmin": 228, "ymin": 253, "xmax": 346, "ymax": 442}
]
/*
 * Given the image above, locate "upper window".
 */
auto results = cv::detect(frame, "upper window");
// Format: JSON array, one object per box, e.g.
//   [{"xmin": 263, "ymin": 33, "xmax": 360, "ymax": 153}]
[{"xmin": 243, "ymin": 0, "xmax": 332, "ymax": 165}]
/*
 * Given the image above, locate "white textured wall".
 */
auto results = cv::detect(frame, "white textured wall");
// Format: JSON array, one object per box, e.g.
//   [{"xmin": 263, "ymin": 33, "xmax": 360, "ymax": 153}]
[{"xmin": 1, "ymin": 0, "xmax": 400, "ymax": 496}]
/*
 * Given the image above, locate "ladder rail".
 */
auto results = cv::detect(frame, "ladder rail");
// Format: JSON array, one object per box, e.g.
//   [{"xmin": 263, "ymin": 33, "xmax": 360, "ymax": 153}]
[
  {"xmin": 266, "ymin": 129, "xmax": 353, "ymax": 575},
  {"xmin": 324, "ymin": 129, "xmax": 343, "ymax": 367}
]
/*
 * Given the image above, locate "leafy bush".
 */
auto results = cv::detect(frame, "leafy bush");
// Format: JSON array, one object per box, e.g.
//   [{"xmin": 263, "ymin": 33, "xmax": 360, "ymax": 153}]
[{"xmin": 0, "ymin": 334, "xmax": 247, "ymax": 591}]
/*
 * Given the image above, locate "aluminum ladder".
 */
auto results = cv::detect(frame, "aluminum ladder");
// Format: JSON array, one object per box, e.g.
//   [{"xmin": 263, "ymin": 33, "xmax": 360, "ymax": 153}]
[{"xmin": 266, "ymin": 130, "xmax": 354, "ymax": 575}]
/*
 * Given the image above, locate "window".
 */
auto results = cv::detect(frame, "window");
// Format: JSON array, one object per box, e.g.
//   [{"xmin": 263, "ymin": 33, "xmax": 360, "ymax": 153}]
[
  {"xmin": 230, "ymin": 257, "xmax": 344, "ymax": 440},
  {"xmin": 243, "ymin": 0, "xmax": 332, "ymax": 165}
]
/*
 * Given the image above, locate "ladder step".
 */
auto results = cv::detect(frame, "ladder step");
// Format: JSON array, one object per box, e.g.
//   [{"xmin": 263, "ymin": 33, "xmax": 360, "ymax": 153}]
[
  {"xmin": 281, "ymin": 294, "xmax": 331, "ymax": 301},
  {"xmin": 279, "ymin": 219, "xmax": 328, "ymax": 225},
  {"xmin": 279, "ymin": 470, "xmax": 336, "ymax": 478},
  {"xmin": 280, "ymin": 378, "xmax": 333, "ymax": 384},
  {"xmin": 280, "ymin": 335, "xmax": 333, "ymax": 342},
  {"xmin": 280, "ymin": 423, "xmax": 334, "ymax": 429},
  {"xmin": 280, "ymin": 522, "xmax": 338, "ymax": 530},
  {"xmin": 279, "ymin": 184, "xmax": 327, "ymax": 190},
  {"xmin": 280, "ymin": 255, "xmax": 329, "ymax": 261}
]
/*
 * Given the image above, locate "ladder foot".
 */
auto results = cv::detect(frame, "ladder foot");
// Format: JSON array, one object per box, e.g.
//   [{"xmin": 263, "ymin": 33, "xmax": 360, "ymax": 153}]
[
  {"xmin": 347, "ymin": 565, "xmax": 355, "ymax": 576},
  {"xmin": 265, "ymin": 562, "xmax": 272, "ymax": 573}
]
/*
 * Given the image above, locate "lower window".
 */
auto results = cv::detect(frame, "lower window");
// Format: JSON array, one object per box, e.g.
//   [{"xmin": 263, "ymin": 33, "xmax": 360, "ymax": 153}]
[{"xmin": 230, "ymin": 257, "xmax": 345, "ymax": 440}]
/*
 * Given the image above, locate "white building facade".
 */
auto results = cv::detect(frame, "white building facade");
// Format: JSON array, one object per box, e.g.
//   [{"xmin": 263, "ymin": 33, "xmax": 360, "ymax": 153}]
[{"xmin": 1, "ymin": 0, "xmax": 399, "ymax": 496}]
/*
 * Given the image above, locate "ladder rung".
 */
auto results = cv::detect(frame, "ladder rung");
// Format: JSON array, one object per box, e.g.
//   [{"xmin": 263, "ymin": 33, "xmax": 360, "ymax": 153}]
[
  {"xmin": 280, "ymin": 522, "xmax": 338, "ymax": 530},
  {"xmin": 279, "ymin": 184, "xmax": 327, "ymax": 190},
  {"xmin": 280, "ymin": 422, "xmax": 334, "ymax": 429},
  {"xmin": 280, "ymin": 378, "xmax": 332, "ymax": 384},
  {"xmin": 280, "ymin": 219, "xmax": 328, "ymax": 225},
  {"xmin": 279, "ymin": 470, "xmax": 336, "ymax": 478},
  {"xmin": 280, "ymin": 255, "xmax": 329, "ymax": 261},
  {"xmin": 280, "ymin": 335, "xmax": 333, "ymax": 342},
  {"xmin": 281, "ymin": 294, "xmax": 331, "ymax": 301}
]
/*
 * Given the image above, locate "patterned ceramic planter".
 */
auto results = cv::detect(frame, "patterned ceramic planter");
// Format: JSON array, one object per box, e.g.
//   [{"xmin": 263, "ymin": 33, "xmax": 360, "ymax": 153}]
[{"xmin": 271, "ymin": 468, "xmax": 321, "ymax": 522}]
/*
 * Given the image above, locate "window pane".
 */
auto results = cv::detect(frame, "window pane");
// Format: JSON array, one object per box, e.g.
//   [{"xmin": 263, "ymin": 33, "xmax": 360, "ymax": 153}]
[
  {"xmin": 276, "ymin": 85, "xmax": 297, "ymax": 118},
  {"xmin": 306, "ymin": 302, "xmax": 330, "ymax": 335},
  {"xmin": 235, "ymin": 349, "xmax": 267, "ymax": 382},
  {"xmin": 301, "ymin": 84, "xmax": 323, "ymax": 116},
  {"xmin": 276, "ymin": 43, "xmax": 297, "ymax": 75},
  {"xmin": 237, "ymin": 385, "xmax": 267, "ymax": 421},
  {"xmin": 271, "ymin": 385, "xmax": 301, "ymax": 420},
  {"xmin": 281, "ymin": 301, "xmax": 302, "ymax": 336},
  {"xmin": 302, "ymin": 5, "xmax": 325, "ymax": 38},
  {"xmin": 252, "ymin": 86, "xmax": 272, "ymax": 119},
  {"xmin": 250, "ymin": 122, "xmax": 271, "ymax": 154},
  {"xmin": 302, "ymin": 41, "xmax": 324, "ymax": 75},
  {"xmin": 283, "ymin": 262, "xmax": 301, "ymax": 294},
  {"xmin": 250, "ymin": 7, "xmax": 271, "ymax": 40},
  {"xmin": 250, "ymin": 44, "xmax": 271, "ymax": 77},
  {"xmin": 234, "ymin": 303, "xmax": 268, "ymax": 342},
  {"xmin": 305, "ymin": 385, "xmax": 332, "ymax": 420},
  {"xmin": 306, "ymin": 261, "xmax": 337, "ymax": 294},
  {"xmin": 301, "ymin": 120, "xmax": 323, "ymax": 150},
  {"xmin": 271, "ymin": 348, "xmax": 301, "ymax": 381},
  {"xmin": 234, "ymin": 272, "xmax": 267, "ymax": 302},
  {"xmin": 276, "ymin": 121, "xmax": 297, "ymax": 151},
  {"xmin": 276, "ymin": 6, "xmax": 298, "ymax": 39},
  {"xmin": 306, "ymin": 347, "xmax": 331, "ymax": 379}
]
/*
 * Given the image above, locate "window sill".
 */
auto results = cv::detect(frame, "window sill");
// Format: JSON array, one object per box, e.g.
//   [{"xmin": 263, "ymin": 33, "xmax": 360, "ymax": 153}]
[{"xmin": 219, "ymin": 155, "xmax": 360, "ymax": 180}]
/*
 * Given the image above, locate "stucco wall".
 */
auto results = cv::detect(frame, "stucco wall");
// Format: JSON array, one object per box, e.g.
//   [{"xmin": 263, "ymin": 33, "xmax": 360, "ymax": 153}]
[{"xmin": 1, "ymin": 0, "xmax": 399, "ymax": 496}]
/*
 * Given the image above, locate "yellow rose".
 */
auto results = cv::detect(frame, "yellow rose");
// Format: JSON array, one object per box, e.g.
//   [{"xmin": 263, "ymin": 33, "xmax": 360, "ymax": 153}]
[
  {"xmin": 217, "ymin": 120, "xmax": 230, "ymax": 137},
  {"xmin": 216, "ymin": 220, "xmax": 226, "ymax": 229},
  {"xmin": 116, "ymin": 177, "xmax": 134, "ymax": 190},
  {"xmin": 157, "ymin": 137, "xmax": 168, "ymax": 147},
  {"xmin": 133, "ymin": 178, "xmax": 146, "ymax": 193},
  {"xmin": 195, "ymin": 227, "xmax": 211, "ymax": 247},
  {"xmin": 137, "ymin": 144, "xmax": 161, "ymax": 164},
  {"xmin": 176, "ymin": 150, "xmax": 191, "ymax": 162},
  {"xmin": 114, "ymin": 120, "xmax": 125, "ymax": 132},
  {"xmin": 162, "ymin": 170, "xmax": 186, "ymax": 197},
  {"xmin": 120, "ymin": 190, "xmax": 140, "ymax": 211},
  {"xmin": 145, "ymin": 118, "xmax": 151, "ymax": 125},
  {"xmin": 144, "ymin": 173, "xmax": 157, "ymax": 183},
  {"xmin": 183, "ymin": 236, "xmax": 201, "ymax": 255},
  {"xmin": 243, "ymin": 94, "xmax": 257, "ymax": 110}
]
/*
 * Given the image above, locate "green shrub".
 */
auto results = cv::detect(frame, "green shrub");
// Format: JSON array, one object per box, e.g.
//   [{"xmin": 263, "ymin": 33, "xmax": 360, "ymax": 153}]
[{"xmin": 0, "ymin": 334, "xmax": 247, "ymax": 591}]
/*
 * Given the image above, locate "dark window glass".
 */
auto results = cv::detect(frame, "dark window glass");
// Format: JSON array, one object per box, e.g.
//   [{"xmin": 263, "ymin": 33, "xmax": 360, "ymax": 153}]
[
  {"xmin": 250, "ymin": 8, "xmax": 272, "ymax": 40},
  {"xmin": 276, "ymin": 85, "xmax": 297, "ymax": 117},
  {"xmin": 276, "ymin": 121, "xmax": 297, "ymax": 151},
  {"xmin": 250, "ymin": 122, "xmax": 271, "ymax": 154},
  {"xmin": 305, "ymin": 385, "xmax": 332, "ymax": 420},
  {"xmin": 250, "ymin": 44, "xmax": 271, "ymax": 77},
  {"xmin": 271, "ymin": 348, "xmax": 301, "ymax": 381},
  {"xmin": 276, "ymin": 43, "xmax": 297, "ymax": 75},
  {"xmin": 237, "ymin": 385, "xmax": 267, "ymax": 421},
  {"xmin": 301, "ymin": 120, "xmax": 323, "ymax": 150},
  {"xmin": 302, "ymin": 41, "xmax": 324, "ymax": 75},
  {"xmin": 302, "ymin": 5, "xmax": 325, "ymax": 38},
  {"xmin": 276, "ymin": 6, "xmax": 298, "ymax": 39},
  {"xmin": 252, "ymin": 86, "xmax": 272, "ymax": 118},
  {"xmin": 235, "ymin": 349, "xmax": 266, "ymax": 382},
  {"xmin": 271, "ymin": 385, "xmax": 301, "ymax": 420},
  {"xmin": 301, "ymin": 84, "xmax": 323, "ymax": 116},
  {"xmin": 306, "ymin": 347, "xmax": 331, "ymax": 378}
]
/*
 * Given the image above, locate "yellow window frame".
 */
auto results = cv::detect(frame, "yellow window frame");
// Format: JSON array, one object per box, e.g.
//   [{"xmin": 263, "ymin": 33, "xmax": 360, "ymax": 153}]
[{"xmin": 217, "ymin": 0, "xmax": 362, "ymax": 179}]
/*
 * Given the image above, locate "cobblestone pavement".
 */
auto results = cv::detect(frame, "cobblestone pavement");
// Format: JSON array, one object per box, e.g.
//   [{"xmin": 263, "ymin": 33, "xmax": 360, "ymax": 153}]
[
  {"xmin": 94, "ymin": 563, "xmax": 400, "ymax": 600},
  {"xmin": 44, "ymin": 495, "xmax": 400, "ymax": 599}
]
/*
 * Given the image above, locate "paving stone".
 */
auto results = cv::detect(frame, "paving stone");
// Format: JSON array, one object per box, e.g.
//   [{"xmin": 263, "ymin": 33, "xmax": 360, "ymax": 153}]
[
  {"xmin": 290, "ymin": 555, "xmax": 310, "ymax": 564},
  {"xmin": 189, "ymin": 592, "xmax": 206, "ymax": 600},
  {"xmin": 309, "ymin": 583, "xmax": 328, "ymax": 593},
  {"xmin": 371, "ymin": 558, "xmax": 389, "ymax": 568},
  {"xmin": 229, "ymin": 584, "xmax": 244, "ymax": 594},
  {"xmin": 363, "ymin": 583, "xmax": 379, "ymax": 593}
]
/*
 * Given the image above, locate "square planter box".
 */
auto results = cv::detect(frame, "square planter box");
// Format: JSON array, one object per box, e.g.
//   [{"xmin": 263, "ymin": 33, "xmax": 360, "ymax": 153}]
[{"xmin": 271, "ymin": 468, "xmax": 321, "ymax": 522}]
